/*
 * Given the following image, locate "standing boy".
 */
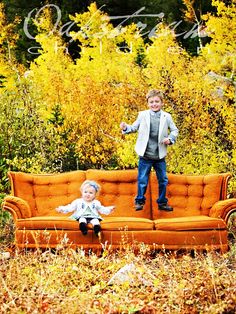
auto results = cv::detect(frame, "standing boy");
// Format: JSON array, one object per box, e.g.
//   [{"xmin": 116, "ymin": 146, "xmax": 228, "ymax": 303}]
[{"xmin": 120, "ymin": 89, "xmax": 178, "ymax": 211}]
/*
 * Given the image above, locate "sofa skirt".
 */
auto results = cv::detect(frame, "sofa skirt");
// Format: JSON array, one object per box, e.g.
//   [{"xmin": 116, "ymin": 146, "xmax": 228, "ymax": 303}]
[{"xmin": 15, "ymin": 228, "xmax": 228, "ymax": 253}]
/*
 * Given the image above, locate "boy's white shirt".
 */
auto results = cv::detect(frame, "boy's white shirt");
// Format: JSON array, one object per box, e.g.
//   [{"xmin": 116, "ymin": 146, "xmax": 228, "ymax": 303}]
[
  {"xmin": 58, "ymin": 198, "xmax": 113, "ymax": 220},
  {"xmin": 123, "ymin": 109, "xmax": 178, "ymax": 159}
]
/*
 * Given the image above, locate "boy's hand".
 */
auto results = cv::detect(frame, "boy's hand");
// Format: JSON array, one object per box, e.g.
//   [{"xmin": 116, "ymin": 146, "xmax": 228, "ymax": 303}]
[
  {"xmin": 162, "ymin": 138, "xmax": 171, "ymax": 145},
  {"xmin": 120, "ymin": 122, "xmax": 127, "ymax": 130}
]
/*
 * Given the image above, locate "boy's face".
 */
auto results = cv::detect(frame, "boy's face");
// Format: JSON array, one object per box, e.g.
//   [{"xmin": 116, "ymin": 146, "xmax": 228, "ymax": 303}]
[
  {"xmin": 82, "ymin": 185, "xmax": 96, "ymax": 202},
  {"xmin": 147, "ymin": 96, "xmax": 163, "ymax": 112}
]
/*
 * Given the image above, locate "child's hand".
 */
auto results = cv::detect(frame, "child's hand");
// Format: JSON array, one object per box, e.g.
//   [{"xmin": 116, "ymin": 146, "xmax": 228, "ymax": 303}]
[
  {"xmin": 56, "ymin": 206, "xmax": 64, "ymax": 213},
  {"xmin": 110, "ymin": 206, "xmax": 115, "ymax": 212},
  {"xmin": 120, "ymin": 122, "xmax": 127, "ymax": 130}
]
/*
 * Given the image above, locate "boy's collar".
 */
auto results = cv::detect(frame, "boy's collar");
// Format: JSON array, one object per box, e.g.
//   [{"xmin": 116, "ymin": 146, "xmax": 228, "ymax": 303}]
[{"xmin": 149, "ymin": 109, "xmax": 161, "ymax": 115}]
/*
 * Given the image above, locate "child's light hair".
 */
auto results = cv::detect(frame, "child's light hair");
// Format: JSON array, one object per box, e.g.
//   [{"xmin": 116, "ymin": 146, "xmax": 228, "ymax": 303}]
[
  {"xmin": 80, "ymin": 180, "xmax": 101, "ymax": 193},
  {"xmin": 146, "ymin": 89, "xmax": 164, "ymax": 102}
]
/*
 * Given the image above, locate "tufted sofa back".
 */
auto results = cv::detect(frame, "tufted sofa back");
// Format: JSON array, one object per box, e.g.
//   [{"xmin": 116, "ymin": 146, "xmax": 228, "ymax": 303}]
[
  {"xmin": 86, "ymin": 169, "xmax": 152, "ymax": 219},
  {"xmin": 150, "ymin": 172, "xmax": 231, "ymax": 219},
  {"xmin": 8, "ymin": 171, "xmax": 86, "ymax": 217},
  {"xmin": 8, "ymin": 170, "xmax": 230, "ymax": 219}
]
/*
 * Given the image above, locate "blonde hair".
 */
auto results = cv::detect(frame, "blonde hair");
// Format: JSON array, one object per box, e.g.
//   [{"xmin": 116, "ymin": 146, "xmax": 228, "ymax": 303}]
[
  {"xmin": 146, "ymin": 89, "xmax": 164, "ymax": 102},
  {"xmin": 80, "ymin": 180, "xmax": 101, "ymax": 193}
]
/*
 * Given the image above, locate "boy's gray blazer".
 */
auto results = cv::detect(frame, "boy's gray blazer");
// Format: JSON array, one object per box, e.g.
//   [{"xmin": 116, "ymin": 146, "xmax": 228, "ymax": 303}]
[{"xmin": 123, "ymin": 110, "xmax": 178, "ymax": 159}]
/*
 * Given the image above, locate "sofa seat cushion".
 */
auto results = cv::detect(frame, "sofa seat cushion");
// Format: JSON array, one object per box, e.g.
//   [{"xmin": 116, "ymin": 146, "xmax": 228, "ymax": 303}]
[
  {"xmin": 101, "ymin": 217, "xmax": 154, "ymax": 231},
  {"xmin": 16, "ymin": 216, "xmax": 80, "ymax": 230},
  {"xmin": 16, "ymin": 216, "xmax": 155, "ymax": 232},
  {"xmin": 154, "ymin": 216, "xmax": 226, "ymax": 231}
]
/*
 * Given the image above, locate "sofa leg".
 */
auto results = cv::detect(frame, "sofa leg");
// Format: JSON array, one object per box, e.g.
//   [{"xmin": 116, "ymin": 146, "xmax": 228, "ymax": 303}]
[{"xmin": 79, "ymin": 222, "xmax": 88, "ymax": 235}]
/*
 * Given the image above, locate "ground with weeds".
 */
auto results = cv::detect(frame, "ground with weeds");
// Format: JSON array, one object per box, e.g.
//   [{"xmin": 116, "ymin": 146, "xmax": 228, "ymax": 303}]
[
  {"xmin": 0, "ymin": 243, "xmax": 235, "ymax": 313},
  {"xmin": 0, "ymin": 218, "xmax": 236, "ymax": 313}
]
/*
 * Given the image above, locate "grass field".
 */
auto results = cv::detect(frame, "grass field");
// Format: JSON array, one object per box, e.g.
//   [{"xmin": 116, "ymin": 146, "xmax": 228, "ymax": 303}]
[{"xmin": 0, "ymin": 220, "xmax": 236, "ymax": 314}]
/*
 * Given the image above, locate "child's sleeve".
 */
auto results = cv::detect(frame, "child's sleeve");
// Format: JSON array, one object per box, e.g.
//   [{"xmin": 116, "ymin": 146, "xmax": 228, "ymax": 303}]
[
  {"xmin": 167, "ymin": 114, "xmax": 179, "ymax": 144},
  {"xmin": 96, "ymin": 200, "xmax": 114, "ymax": 215},
  {"xmin": 57, "ymin": 199, "xmax": 78, "ymax": 213}
]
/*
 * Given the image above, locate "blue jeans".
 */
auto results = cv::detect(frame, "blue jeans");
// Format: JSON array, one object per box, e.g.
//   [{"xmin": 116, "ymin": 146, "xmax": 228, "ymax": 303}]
[{"xmin": 135, "ymin": 157, "xmax": 168, "ymax": 205}]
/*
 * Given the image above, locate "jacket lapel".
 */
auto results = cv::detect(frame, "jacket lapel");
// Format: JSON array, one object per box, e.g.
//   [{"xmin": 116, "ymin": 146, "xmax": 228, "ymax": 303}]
[
  {"xmin": 159, "ymin": 110, "xmax": 166, "ymax": 142},
  {"xmin": 144, "ymin": 110, "xmax": 150, "ymax": 131}
]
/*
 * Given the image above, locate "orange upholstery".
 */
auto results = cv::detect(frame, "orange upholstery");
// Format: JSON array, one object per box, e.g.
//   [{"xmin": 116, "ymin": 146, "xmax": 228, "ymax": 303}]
[
  {"xmin": 8, "ymin": 171, "xmax": 86, "ymax": 217},
  {"xmin": 101, "ymin": 217, "xmax": 154, "ymax": 231},
  {"xmin": 154, "ymin": 216, "xmax": 226, "ymax": 231},
  {"xmin": 2, "ymin": 170, "xmax": 236, "ymax": 252},
  {"xmin": 16, "ymin": 217, "xmax": 81, "ymax": 230},
  {"xmin": 151, "ymin": 173, "xmax": 225, "ymax": 219},
  {"xmin": 86, "ymin": 169, "xmax": 151, "ymax": 219}
]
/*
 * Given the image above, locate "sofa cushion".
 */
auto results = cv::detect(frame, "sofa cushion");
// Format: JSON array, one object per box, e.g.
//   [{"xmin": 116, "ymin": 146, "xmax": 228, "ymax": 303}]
[
  {"xmin": 154, "ymin": 216, "xmax": 226, "ymax": 231},
  {"xmin": 86, "ymin": 169, "xmax": 152, "ymax": 219},
  {"xmin": 16, "ymin": 216, "xmax": 154, "ymax": 232},
  {"xmin": 16, "ymin": 216, "xmax": 80, "ymax": 230},
  {"xmin": 101, "ymin": 217, "xmax": 154, "ymax": 231}
]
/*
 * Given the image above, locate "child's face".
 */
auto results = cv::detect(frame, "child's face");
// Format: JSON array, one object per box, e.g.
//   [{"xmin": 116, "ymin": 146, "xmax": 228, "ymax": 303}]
[
  {"xmin": 82, "ymin": 185, "xmax": 97, "ymax": 202},
  {"xmin": 147, "ymin": 96, "xmax": 163, "ymax": 112}
]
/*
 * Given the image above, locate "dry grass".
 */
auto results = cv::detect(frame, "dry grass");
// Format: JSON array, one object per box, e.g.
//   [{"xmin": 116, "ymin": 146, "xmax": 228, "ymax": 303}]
[
  {"xmin": 0, "ymin": 247, "xmax": 235, "ymax": 313},
  {"xmin": 0, "ymin": 221, "xmax": 236, "ymax": 314}
]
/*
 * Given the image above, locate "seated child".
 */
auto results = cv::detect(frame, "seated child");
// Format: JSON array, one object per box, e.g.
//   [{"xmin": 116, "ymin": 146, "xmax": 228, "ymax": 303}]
[{"xmin": 56, "ymin": 180, "xmax": 115, "ymax": 236}]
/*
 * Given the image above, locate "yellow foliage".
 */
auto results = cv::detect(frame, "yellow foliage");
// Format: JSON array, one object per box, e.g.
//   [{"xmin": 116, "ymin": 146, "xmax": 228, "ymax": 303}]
[
  {"xmin": 28, "ymin": 3, "xmax": 148, "ymax": 168},
  {"xmin": 0, "ymin": 2, "xmax": 235, "ymax": 189},
  {"xmin": 202, "ymin": 0, "xmax": 236, "ymax": 74},
  {"xmin": 70, "ymin": 3, "xmax": 145, "ymax": 87},
  {"xmin": 116, "ymin": 137, "xmax": 137, "ymax": 169},
  {"xmin": 182, "ymin": 0, "xmax": 197, "ymax": 23}
]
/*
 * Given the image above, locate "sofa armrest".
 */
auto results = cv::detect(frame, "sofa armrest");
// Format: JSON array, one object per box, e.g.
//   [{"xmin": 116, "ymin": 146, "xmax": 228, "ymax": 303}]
[
  {"xmin": 2, "ymin": 196, "xmax": 32, "ymax": 221},
  {"xmin": 209, "ymin": 199, "xmax": 236, "ymax": 223}
]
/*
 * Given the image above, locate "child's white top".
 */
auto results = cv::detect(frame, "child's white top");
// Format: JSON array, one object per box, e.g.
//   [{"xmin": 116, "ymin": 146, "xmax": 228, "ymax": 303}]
[{"xmin": 57, "ymin": 198, "xmax": 113, "ymax": 220}]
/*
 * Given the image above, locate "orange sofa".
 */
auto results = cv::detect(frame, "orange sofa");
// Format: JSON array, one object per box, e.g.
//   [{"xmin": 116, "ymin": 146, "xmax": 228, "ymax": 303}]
[{"xmin": 2, "ymin": 170, "xmax": 236, "ymax": 252}]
